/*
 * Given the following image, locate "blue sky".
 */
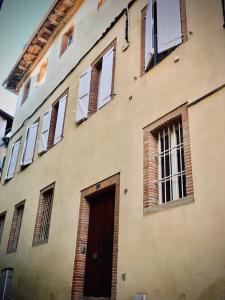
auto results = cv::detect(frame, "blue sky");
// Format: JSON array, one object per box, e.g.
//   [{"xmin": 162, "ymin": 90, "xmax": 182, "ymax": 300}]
[{"xmin": 0, "ymin": 0, "xmax": 54, "ymax": 116}]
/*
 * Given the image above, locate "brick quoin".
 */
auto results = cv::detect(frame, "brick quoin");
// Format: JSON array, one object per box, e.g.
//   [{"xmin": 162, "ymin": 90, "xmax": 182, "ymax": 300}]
[
  {"xmin": 143, "ymin": 104, "xmax": 194, "ymax": 210},
  {"xmin": 71, "ymin": 173, "xmax": 120, "ymax": 300}
]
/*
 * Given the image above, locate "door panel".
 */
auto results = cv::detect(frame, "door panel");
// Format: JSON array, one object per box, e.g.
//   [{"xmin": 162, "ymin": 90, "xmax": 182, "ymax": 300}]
[{"xmin": 84, "ymin": 187, "xmax": 115, "ymax": 297}]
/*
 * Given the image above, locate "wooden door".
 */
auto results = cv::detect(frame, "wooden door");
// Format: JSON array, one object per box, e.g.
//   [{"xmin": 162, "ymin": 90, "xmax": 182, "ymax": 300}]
[{"xmin": 83, "ymin": 187, "xmax": 115, "ymax": 297}]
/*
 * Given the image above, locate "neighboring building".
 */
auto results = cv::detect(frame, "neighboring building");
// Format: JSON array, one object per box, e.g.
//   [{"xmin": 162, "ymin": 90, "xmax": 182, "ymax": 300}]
[
  {"xmin": 0, "ymin": 109, "xmax": 13, "ymax": 177},
  {"xmin": 0, "ymin": 0, "xmax": 225, "ymax": 299}
]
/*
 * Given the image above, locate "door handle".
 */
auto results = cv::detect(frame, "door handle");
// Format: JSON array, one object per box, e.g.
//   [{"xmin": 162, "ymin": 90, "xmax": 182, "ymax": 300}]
[{"xmin": 92, "ymin": 252, "xmax": 99, "ymax": 260}]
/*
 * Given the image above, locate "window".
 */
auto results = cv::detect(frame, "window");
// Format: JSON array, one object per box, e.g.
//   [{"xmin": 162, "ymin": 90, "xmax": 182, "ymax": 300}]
[
  {"xmin": 75, "ymin": 40, "xmax": 116, "ymax": 123},
  {"xmin": 0, "ymin": 213, "xmax": 6, "ymax": 244},
  {"xmin": 141, "ymin": 0, "xmax": 187, "ymax": 74},
  {"xmin": 222, "ymin": 0, "xmax": 225, "ymax": 27},
  {"xmin": 33, "ymin": 183, "xmax": 55, "ymax": 245},
  {"xmin": 5, "ymin": 139, "xmax": 21, "ymax": 180},
  {"xmin": 143, "ymin": 104, "xmax": 193, "ymax": 211},
  {"xmin": 21, "ymin": 79, "xmax": 31, "ymax": 105},
  {"xmin": 98, "ymin": 0, "xmax": 105, "ymax": 9},
  {"xmin": 37, "ymin": 59, "xmax": 48, "ymax": 84},
  {"xmin": 38, "ymin": 93, "xmax": 67, "ymax": 153},
  {"xmin": 60, "ymin": 26, "xmax": 74, "ymax": 56},
  {"xmin": 21, "ymin": 121, "xmax": 39, "ymax": 168},
  {"xmin": 0, "ymin": 268, "xmax": 13, "ymax": 300},
  {"xmin": 7, "ymin": 201, "xmax": 25, "ymax": 253}
]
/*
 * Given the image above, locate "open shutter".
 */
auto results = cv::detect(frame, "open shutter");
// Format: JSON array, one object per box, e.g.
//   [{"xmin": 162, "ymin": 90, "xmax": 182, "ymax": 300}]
[
  {"xmin": 6, "ymin": 140, "xmax": 21, "ymax": 179},
  {"xmin": 54, "ymin": 95, "xmax": 67, "ymax": 145},
  {"xmin": 145, "ymin": 0, "xmax": 154, "ymax": 70},
  {"xmin": 22, "ymin": 122, "xmax": 39, "ymax": 166},
  {"xmin": 38, "ymin": 108, "xmax": 52, "ymax": 153},
  {"xmin": 97, "ymin": 47, "xmax": 114, "ymax": 109},
  {"xmin": 75, "ymin": 68, "xmax": 92, "ymax": 123},
  {"xmin": 157, "ymin": 0, "xmax": 182, "ymax": 53}
]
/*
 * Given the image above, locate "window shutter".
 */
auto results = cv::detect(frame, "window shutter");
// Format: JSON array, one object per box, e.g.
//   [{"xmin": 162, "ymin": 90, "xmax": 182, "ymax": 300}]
[
  {"xmin": 38, "ymin": 108, "xmax": 52, "ymax": 153},
  {"xmin": 157, "ymin": 0, "xmax": 182, "ymax": 53},
  {"xmin": 145, "ymin": 0, "xmax": 154, "ymax": 71},
  {"xmin": 97, "ymin": 47, "xmax": 114, "ymax": 109},
  {"xmin": 22, "ymin": 122, "xmax": 39, "ymax": 166},
  {"xmin": 6, "ymin": 140, "xmax": 21, "ymax": 179},
  {"xmin": 53, "ymin": 95, "xmax": 67, "ymax": 145},
  {"xmin": 75, "ymin": 68, "xmax": 92, "ymax": 123}
]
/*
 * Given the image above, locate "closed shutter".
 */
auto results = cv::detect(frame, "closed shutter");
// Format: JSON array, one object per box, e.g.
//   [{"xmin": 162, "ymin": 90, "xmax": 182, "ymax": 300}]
[
  {"xmin": 22, "ymin": 122, "xmax": 39, "ymax": 166},
  {"xmin": 38, "ymin": 108, "xmax": 52, "ymax": 153},
  {"xmin": 97, "ymin": 47, "xmax": 114, "ymax": 109},
  {"xmin": 75, "ymin": 68, "xmax": 92, "ymax": 123},
  {"xmin": 53, "ymin": 95, "xmax": 67, "ymax": 145},
  {"xmin": 157, "ymin": 0, "xmax": 182, "ymax": 53},
  {"xmin": 6, "ymin": 140, "xmax": 21, "ymax": 179},
  {"xmin": 145, "ymin": 0, "xmax": 154, "ymax": 70}
]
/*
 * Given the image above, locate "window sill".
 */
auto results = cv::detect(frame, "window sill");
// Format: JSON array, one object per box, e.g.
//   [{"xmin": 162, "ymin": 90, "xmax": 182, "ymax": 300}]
[
  {"xmin": 143, "ymin": 195, "xmax": 194, "ymax": 215},
  {"xmin": 32, "ymin": 239, "xmax": 48, "ymax": 247}
]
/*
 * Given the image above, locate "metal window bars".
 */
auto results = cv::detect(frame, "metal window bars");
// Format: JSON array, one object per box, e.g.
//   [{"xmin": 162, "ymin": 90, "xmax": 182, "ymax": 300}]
[
  {"xmin": 156, "ymin": 121, "xmax": 186, "ymax": 203},
  {"xmin": 38, "ymin": 189, "xmax": 53, "ymax": 242}
]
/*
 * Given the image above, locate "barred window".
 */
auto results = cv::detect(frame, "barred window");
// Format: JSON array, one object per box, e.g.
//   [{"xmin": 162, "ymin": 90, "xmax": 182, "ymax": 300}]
[
  {"xmin": 7, "ymin": 202, "xmax": 25, "ymax": 253},
  {"xmin": 0, "ymin": 213, "xmax": 6, "ymax": 244},
  {"xmin": 156, "ymin": 121, "xmax": 186, "ymax": 203},
  {"xmin": 33, "ymin": 183, "xmax": 54, "ymax": 245},
  {"xmin": 0, "ymin": 268, "xmax": 13, "ymax": 300}
]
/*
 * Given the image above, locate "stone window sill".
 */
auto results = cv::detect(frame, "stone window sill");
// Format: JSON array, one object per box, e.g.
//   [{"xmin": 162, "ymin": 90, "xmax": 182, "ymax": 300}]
[{"xmin": 143, "ymin": 195, "xmax": 194, "ymax": 215}]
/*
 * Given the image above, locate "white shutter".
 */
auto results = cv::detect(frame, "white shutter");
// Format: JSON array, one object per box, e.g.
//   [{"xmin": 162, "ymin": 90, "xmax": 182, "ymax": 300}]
[
  {"xmin": 75, "ymin": 68, "xmax": 92, "ymax": 123},
  {"xmin": 97, "ymin": 47, "xmax": 114, "ymax": 109},
  {"xmin": 53, "ymin": 95, "xmax": 67, "ymax": 145},
  {"xmin": 170, "ymin": 125, "xmax": 179, "ymax": 200},
  {"xmin": 6, "ymin": 140, "xmax": 21, "ymax": 179},
  {"xmin": 157, "ymin": 0, "xmax": 182, "ymax": 53},
  {"xmin": 38, "ymin": 108, "xmax": 52, "ymax": 153},
  {"xmin": 22, "ymin": 122, "xmax": 39, "ymax": 166},
  {"xmin": 145, "ymin": 0, "xmax": 154, "ymax": 70}
]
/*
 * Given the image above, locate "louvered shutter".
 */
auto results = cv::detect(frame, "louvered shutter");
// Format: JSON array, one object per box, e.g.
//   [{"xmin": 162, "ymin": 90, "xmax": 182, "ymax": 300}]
[
  {"xmin": 53, "ymin": 95, "xmax": 67, "ymax": 145},
  {"xmin": 97, "ymin": 47, "xmax": 114, "ymax": 109},
  {"xmin": 145, "ymin": 0, "xmax": 154, "ymax": 70},
  {"xmin": 157, "ymin": 0, "xmax": 182, "ymax": 53},
  {"xmin": 6, "ymin": 140, "xmax": 21, "ymax": 179},
  {"xmin": 38, "ymin": 108, "xmax": 52, "ymax": 153},
  {"xmin": 75, "ymin": 68, "xmax": 92, "ymax": 123},
  {"xmin": 22, "ymin": 122, "xmax": 39, "ymax": 166}
]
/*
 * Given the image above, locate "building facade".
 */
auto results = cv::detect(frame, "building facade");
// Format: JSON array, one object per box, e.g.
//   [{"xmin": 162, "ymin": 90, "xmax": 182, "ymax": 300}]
[{"xmin": 0, "ymin": 0, "xmax": 225, "ymax": 299}]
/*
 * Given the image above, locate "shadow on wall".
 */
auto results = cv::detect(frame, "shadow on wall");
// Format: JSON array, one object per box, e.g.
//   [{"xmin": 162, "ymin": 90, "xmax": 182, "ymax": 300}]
[{"xmin": 197, "ymin": 279, "xmax": 225, "ymax": 300}]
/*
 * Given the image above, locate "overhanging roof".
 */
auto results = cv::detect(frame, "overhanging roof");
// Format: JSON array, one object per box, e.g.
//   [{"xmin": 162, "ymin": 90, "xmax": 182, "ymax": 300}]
[{"xmin": 3, "ymin": 0, "xmax": 83, "ymax": 94}]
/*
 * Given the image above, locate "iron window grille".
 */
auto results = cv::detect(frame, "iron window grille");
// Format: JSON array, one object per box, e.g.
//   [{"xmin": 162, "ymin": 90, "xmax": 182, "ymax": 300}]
[{"xmin": 156, "ymin": 121, "xmax": 186, "ymax": 203}]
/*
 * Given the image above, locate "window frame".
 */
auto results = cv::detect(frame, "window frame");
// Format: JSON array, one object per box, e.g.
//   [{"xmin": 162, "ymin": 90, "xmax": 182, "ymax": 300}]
[
  {"xmin": 143, "ymin": 104, "xmax": 194, "ymax": 213},
  {"xmin": 7, "ymin": 201, "xmax": 25, "ymax": 254},
  {"xmin": 140, "ymin": 0, "xmax": 188, "ymax": 75},
  {"xmin": 0, "ymin": 212, "xmax": 6, "ymax": 244},
  {"xmin": 21, "ymin": 78, "xmax": 31, "ymax": 105},
  {"xmin": 88, "ymin": 39, "xmax": 116, "ymax": 117},
  {"xmin": 60, "ymin": 26, "xmax": 74, "ymax": 56},
  {"xmin": 33, "ymin": 182, "xmax": 55, "ymax": 246},
  {"xmin": 0, "ymin": 268, "xmax": 13, "ymax": 300}
]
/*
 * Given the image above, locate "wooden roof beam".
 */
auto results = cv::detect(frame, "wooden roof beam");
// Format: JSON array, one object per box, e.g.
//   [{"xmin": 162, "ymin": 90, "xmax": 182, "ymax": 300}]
[
  {"xmin": 48, "ymin": 17, "xmax": 60, "ymax": 26},
  {"xmin": 64, "ymin": 0, "xmax": 74, "ymax": 7},
  {"xmin": 18, "ymin": 65, "xmax": 27, "ymax": 71},
  {"xmin": 36, "ymin": 35, "xmax": 48, "ymax": 44},
  {"xmin": 54, "ymin": 8, "xmax": 66, "ymax": 17},
  {"xmin": 43, "ymin": 26, "xmax": 54, "ymax": 35}
]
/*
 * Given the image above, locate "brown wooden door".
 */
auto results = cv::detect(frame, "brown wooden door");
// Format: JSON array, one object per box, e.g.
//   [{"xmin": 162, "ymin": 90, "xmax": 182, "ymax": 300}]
[{"xmin": 83, "ymin": 187, "xmax": 115, "ymax": 297}]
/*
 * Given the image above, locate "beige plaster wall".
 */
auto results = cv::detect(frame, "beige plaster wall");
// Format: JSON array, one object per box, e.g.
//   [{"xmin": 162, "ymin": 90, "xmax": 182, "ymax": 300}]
[{"xmin": 0, "ymin": 0, "xmax": 225, "ymax": 299}]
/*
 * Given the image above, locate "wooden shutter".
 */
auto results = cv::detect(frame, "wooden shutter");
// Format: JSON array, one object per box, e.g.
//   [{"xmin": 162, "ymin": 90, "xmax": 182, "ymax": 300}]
[
  {"xmin": 53, "ymin": 95, "xmax": 67, "ymax": 145},
  {"xmin": 145, "ymin": 0, "xmax": 154, "ymax": 71},
  {"xmin": 75, "ymin": 68, "xmax": 92, "ymax": 123},
  {"xmin": 22, "ymin": 122, "xmax": 38, "ymax": 166},
  {"xmin": 97, "ymin": 47, "xmax": 114, "ymax": 109},
  {"xmin": 157, "ymin": 0, "xmax": 182, "ymax": 53},
  {"xmin": 6, "ymin": 140, "xmax": 21, "ymax": 179},
  {"xmin": 38, "ymin": 108, "xmax": 52, "ymax": 153}
]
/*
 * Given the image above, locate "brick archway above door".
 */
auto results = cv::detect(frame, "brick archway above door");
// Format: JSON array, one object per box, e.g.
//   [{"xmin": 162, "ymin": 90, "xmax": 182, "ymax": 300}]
[{"xmin": 71, "ymin": 173, "xmax": 120, "ymax": 300}]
